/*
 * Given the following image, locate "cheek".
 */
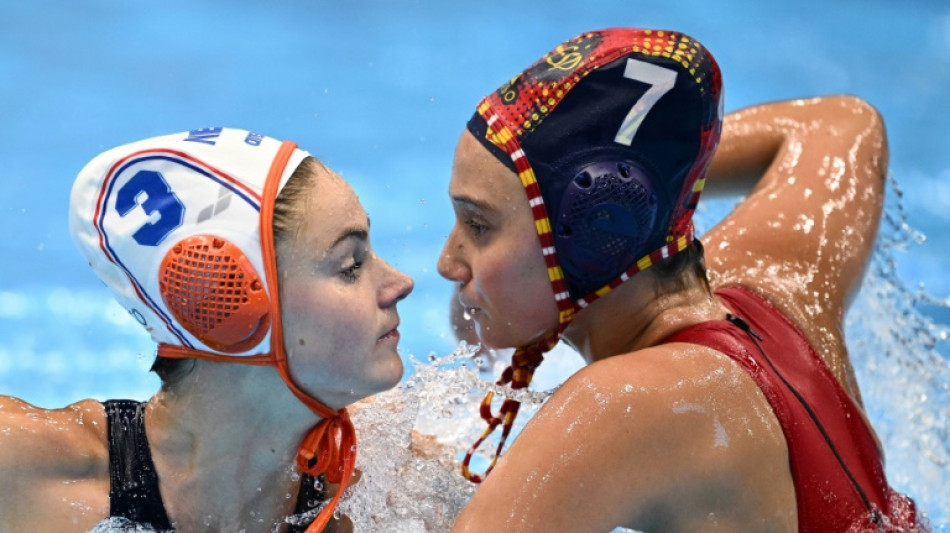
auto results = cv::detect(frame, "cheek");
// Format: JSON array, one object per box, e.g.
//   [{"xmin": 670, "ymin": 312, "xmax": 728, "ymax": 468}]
[
  {"xmin": 474, "ymin": 238, "xmax": 559, "ymax": 343},
  {"xmin": 477, "ymin": 248, "xmax": 545, "ymax": 305},
  {"xmin": 281, "ymin": 285, "xmax": 373, "ymax": 359}
]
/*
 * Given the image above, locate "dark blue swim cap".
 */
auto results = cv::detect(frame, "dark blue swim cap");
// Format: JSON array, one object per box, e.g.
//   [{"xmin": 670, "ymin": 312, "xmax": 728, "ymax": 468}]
[
  {"xmin": 467, "ymin": 28, "xmax": 723, "ymax": 318},
  {"xmin": 460, "ymin": 28, "xmax": 723, "ymax": 485}
]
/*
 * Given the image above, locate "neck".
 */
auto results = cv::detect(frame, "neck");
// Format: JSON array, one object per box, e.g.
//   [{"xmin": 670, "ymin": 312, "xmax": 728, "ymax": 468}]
[
  {"xmin": 145, "ymin": 359, "xmax": 319, "ymax": 531},
  {"xmin": 562, "ymin": 273, "xmax": 725, "ymax": 363}
]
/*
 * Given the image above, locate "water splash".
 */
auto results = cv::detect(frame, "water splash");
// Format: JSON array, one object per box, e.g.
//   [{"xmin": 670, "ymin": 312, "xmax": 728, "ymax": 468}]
[
  {"xmin": 843, "ymin": 174, "xmax": 949, "ymax": 526},
  {"xmin": 90, "ymin": 517, "xmax": 170, "ymax": 532},
  {"xmin": 283, "ymin": 342, "xmax": 553, "ymax": 532},
  {"xmin": 83, "ymin": 174, "xmax": 950, "ymax": 532},
  {"xmin": 327, "ymin": 172, "xmax": 949, "ymax": 531}
]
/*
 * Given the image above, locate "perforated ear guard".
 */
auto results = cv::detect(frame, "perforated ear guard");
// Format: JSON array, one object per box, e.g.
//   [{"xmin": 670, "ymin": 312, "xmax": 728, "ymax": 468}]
[
  {"xmin": 554, "ymin": 159, "xmax": 659, "ymax": 294},
  {"xmin": 159, "ymin": 234, "xmax": 271, "ymax": 353}
]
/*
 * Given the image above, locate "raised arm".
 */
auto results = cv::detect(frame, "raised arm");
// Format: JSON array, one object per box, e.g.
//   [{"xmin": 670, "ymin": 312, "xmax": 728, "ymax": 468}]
[{"xmin": 702, "ymin": 96, "xmax": 887, "ymax": 340}]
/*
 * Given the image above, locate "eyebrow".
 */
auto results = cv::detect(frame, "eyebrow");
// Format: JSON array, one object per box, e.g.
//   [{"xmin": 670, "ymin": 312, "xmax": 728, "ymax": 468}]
[
  {"xmin": 328, "ymin": 217, "xmax": 370, "ymax": 250},
  {"xmin": 328, "ymin": 228, "xmax": 368, "ymax": 251},
  {"xmin": 451, "ymin": 194, "xmax": 496, "ymax": 213}
]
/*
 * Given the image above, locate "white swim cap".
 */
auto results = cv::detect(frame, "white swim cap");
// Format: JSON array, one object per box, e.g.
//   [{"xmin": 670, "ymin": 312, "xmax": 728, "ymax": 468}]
[
  {"xmin": 70, "ymin": 127, "xmax": 309, "ymax": 359},
  {"xmin": 72, "ymin": 128, "xmax": 360, "ymax": 531}
]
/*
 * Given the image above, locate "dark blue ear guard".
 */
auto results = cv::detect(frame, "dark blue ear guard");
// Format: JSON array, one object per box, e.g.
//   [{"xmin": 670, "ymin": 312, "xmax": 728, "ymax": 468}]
[{"xmin": 554, "ymin": 159, "xmax": 661, "ymax": 296}]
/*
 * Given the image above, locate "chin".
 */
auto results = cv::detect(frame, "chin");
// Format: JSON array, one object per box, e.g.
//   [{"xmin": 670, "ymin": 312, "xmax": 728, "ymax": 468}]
[
  {"xmin": 475, "ymin": 325, "xmax": 519, "ymax": 351},
  {"xmin": 368, "ymin": 355, "xmax": 404, "ymax": 393},
  {"xmin": 477, "ymin": 321, "xmax": 551, "ymax": 351}
]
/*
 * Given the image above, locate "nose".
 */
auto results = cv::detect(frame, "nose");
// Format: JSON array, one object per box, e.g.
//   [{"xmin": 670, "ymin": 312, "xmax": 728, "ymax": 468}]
[
  {"xmin": 437, "ymin": 226, "xmax": 471, "ymax": 284},
  {"xmin": 378, "ymin": 256, "xmax": 414, "ymax": 308}
]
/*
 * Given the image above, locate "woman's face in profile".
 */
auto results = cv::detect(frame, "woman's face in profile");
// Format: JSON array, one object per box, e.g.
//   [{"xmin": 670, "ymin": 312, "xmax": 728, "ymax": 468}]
[
  {"xmin": 278, "ymin": 169, "xmax": 413, "ymax": 409},
  {"xmin": 438, "ymin": 131, "xmax": 559, "ymax": 350}
]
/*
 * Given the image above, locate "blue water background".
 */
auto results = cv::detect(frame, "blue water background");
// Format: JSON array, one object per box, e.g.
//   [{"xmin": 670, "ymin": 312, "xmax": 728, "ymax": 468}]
[{"xmin": 1, "ymin": 1, "xmax": 947, "ymax": 527}]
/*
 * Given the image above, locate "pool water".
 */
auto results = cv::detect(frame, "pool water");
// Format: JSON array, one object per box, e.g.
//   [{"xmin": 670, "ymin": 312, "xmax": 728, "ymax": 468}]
[{"xmin": 1, "ymin": 1, "xmax": 948, "ymax": 529}]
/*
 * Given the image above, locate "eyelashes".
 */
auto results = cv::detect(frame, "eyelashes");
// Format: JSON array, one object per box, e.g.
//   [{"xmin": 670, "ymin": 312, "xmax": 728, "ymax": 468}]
[
  {"xmin": 465, "ymin": 218, "xmax": 488, "ymax": 238},
  {"xmin": 340, "ymin": 259, "xmax": 363, "ymax": 282}
]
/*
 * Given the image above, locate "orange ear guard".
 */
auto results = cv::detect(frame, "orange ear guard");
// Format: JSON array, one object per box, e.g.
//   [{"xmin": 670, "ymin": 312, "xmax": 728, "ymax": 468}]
[{"xmin": 159, "ymin": 234, "xmax": 271, "ymax": 353}]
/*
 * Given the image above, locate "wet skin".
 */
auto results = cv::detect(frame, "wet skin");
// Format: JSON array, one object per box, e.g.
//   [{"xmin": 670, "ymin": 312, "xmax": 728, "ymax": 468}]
[
  {"xmin": 445, "ymin": 96, "xmax": 887, "ymax": 532},
  {"xmin": 0, "ymin": 164, "xmax": 414, "ymax": 532}
]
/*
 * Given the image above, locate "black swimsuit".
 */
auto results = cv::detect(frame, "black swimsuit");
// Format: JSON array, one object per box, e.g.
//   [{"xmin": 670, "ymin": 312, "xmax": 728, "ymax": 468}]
[
  {"xmin": 102, "ymin": 400, "xmax": 325, "ymax": 532},
  {"xmin": 104, "ymin": 400, "xmax": 173, "ymax": 530}
]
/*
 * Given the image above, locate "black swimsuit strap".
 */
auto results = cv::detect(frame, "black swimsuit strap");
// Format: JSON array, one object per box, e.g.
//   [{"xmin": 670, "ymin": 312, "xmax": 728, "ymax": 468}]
[
  {"xmin": 104, "ymin": 399, "xmax": 174, "ymax": 530},
  {"xmin": 104, "ymin": 400, "xmax": 329, "ymax": 532},
  {"xmin": 286, "ymin": 473, "xmax": 330, "ymax": 533}
]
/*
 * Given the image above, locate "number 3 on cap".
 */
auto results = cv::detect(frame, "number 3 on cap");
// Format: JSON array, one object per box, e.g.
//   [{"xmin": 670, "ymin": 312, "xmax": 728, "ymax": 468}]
[
  {"xmin": 613, "ymin": 59, "xmax": 677, "ymax": 146},
  {"xmin": 115, "ymin": 170, "xmax": 185, "ymax": 246}
]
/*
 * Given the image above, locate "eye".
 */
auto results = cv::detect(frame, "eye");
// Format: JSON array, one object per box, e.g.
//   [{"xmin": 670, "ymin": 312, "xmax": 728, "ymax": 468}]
[
  {"xmin": 465, "ymin": 218, "xmax": 488, "ymax": 238},
  {"xmin": 340, "ymin": 258, "xmax": 364, "ymax": 282}
]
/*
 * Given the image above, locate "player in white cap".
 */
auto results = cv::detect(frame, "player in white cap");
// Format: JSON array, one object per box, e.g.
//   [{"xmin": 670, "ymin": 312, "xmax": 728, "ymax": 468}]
[{"xmin": 0, "ymin": 127, "xmax": 413, "ymax": 532}]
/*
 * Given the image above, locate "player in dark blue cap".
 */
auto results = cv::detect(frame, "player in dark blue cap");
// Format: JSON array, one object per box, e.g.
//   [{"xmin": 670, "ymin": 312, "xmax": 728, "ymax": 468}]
[{"xmin": 440, "ymin": 28, "xmax": 926, "ymax": 532}]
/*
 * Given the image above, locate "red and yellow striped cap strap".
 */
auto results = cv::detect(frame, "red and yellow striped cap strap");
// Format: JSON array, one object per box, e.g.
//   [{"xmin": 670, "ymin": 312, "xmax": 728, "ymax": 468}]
[
  {"xmin": 476, "ymin": 99, "xmax": 578, "ymax": 331},
  {"xmin": 462, "ymin": 338, "xmax": 553, "ymax": 483},
  {"xmin": 574, "ymin": 223, "xmax": 695, "ymax": 310},
  {"xmin": 459, "ymin": 99, "xmax": 575, "ymax": 484}
]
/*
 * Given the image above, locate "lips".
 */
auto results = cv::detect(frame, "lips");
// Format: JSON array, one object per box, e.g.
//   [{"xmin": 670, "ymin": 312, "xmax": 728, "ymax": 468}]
[{"xmin": 377, "ymin": 321, "xmax": 400, "ymax": 342}]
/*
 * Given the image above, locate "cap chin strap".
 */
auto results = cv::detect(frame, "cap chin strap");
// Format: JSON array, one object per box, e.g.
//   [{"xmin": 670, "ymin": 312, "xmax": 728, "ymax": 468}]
[
  {"xmin": 460, "ymin": 227, "xmax": 696, "ymax": 484},
  {"xmin": 461, "ymin": 335, "xmax": 556, "ymax": 483},
  {"xmin": 261, "ymin": 141, "xmax": 355, "ymax": 532},
  {"xmin": 159, "ymin": 141, "xmax": 355, "ymax": 532}
]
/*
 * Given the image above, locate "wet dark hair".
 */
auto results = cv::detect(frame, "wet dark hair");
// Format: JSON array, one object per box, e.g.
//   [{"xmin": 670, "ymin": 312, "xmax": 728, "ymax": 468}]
[
  {"xmin": 151, "ymin": 156, "xmax": 323, "ymax": 387},
  {"xmin": 651, "ymin": 238, "xmax": 711, "ymax": 296},
  {"xmin": 150, "ymin": 355, "xmax": 195, "ymax": 386}
]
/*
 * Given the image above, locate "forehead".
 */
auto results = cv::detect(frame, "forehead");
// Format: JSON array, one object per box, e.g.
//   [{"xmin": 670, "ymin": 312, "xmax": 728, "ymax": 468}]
[
  {"xmin": 297, "ymin": 168, "xmax": 368, "ymax": 245},
  {"xmin": 449, "ymin": 131, "xmax": 524, "ymax": 208}
]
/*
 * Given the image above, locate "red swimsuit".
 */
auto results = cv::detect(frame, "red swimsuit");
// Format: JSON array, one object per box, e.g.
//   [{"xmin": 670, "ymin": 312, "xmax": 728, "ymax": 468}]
[{"xmin": 664, "ymin": 287, "xmax": 926, "ymax": 532}]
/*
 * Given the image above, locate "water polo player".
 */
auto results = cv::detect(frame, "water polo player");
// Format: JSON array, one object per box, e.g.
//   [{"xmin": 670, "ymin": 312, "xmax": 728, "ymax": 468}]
[
  {"xmin": 438, "ymin": 29, "xmax": 927, "ymax": 531},
  {"xmin": 0, "ymin": 128, "xmax": 412, "ymax": 532}
]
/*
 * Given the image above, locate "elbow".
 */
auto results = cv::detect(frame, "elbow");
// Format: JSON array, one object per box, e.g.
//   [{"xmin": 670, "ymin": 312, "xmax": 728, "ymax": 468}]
[
  {"xmin": 823, "ymin": 95, "xmax": 889, "ymax": 180},
  {"xmin": 834, "ymin": 94, "xmax": 886, "ymax": 133},
  {"xmin": 835, "ymin": 95, "xmax": 886, "ymax": 136},
  {"xmin": 852, "ymin": 95, "xmax": 889, "ymax": 182}
]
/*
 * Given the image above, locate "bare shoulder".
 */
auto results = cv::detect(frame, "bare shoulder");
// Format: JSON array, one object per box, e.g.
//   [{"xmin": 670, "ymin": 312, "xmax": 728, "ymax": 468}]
[
  {"xmin": 573, "ymin": 345, "xmax": 797, "ymax": 530},
  {"xmin": 0, "ymin": 396, "xmax": 109, "ymax": 480},
  {"xmin": 0, "ymin": 396, "xmax": 111, "ymax": 530},
  {"xmin": 454, "ymin": 344, "xmax": 796, "ymax": 532}
]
